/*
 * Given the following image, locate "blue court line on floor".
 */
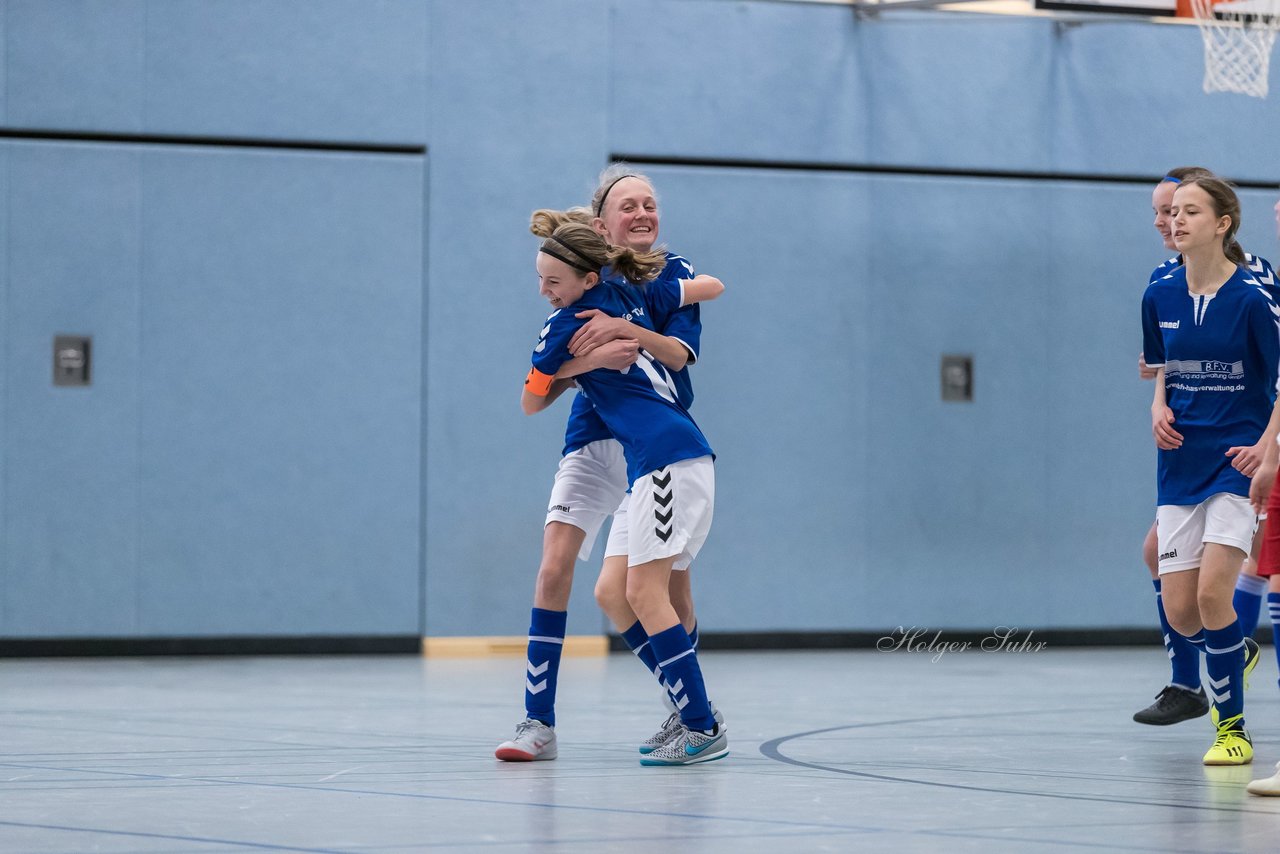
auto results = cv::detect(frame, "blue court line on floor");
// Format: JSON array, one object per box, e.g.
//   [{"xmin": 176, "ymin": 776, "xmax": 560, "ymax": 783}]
[
  {"xmin": 0, "ymin": 820, "xmax": 355, "ymax": 854},
  {"xmin": 759, "ymin": 710, "xmax": 1280, "ymax": 816},
  {"xmin": 0, "ymin": 759, "xmax": 903, "ymax": 835}
]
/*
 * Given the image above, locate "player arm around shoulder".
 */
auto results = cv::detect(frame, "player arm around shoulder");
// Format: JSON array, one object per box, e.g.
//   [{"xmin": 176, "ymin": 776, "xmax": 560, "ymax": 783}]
[{"xmin": 568, "ymin": 274, "xmax": 724, "ymax": 372}]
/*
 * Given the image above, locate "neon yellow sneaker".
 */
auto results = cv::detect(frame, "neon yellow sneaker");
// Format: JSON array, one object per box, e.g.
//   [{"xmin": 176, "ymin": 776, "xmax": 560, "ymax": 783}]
[
  {"xmin": 1203, "ymin": 715, "xmax": 1253, "ymax": 766},
  {"xmin": 1243, "ymin": 637, "xmax": 1261, "ymax": 690}
]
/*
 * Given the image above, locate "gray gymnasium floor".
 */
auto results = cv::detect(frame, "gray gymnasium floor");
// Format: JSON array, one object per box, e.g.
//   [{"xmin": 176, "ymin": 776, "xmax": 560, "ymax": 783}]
[{"xmin": 2, "ymin": 645, "xmax": 1279, "ymax": 853}]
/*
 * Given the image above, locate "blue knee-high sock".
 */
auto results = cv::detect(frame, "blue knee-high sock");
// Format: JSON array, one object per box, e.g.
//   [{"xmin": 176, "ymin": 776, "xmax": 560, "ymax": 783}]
[
  {"xmin": 1154, "ymin": 579, "xmax": 1201, "ymax": 689},
  {"xmin": 1203, "ymin": 622, "xmax": 1247, "ymax": 724},
  {"xmin": 524, "ymin": 608, "xmax": 567, "ymax": 727},
  {"xmin": 1269, "ymin": 592, "xmax": 1280, "ymax": 686},
  {"xmin": 621, "ymin": 620, "xmax": 669, "ymax": 695},
  {"xmin": 1234, "ymin": 574, "xmax": 1267, "ymax": 637},
  {"xmin": 648, "ymin": 624, "xmax": 715, "ymax": 731}
]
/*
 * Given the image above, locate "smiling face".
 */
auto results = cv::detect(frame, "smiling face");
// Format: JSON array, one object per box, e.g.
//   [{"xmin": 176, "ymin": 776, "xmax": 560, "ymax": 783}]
[
  {"xmin": 1152, "ymin": 180, "xmax": 1178, "ymax": 252},
  {"xmin": 1171, "ymin": 183, "xmax": 1231, "ymax": 256},
  {"xmin": 536, "ymin": 251, "xmax": 597, "ymax": 309},
  {"xmin": 594, "ymin": 177, "xmax": 659, "ymax": 251}
]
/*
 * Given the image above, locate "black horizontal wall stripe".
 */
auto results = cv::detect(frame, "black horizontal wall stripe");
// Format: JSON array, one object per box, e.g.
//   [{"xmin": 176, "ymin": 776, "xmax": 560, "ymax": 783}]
[
  {"xmin": 612, "ymin": 153, "xmax": 1280, "ymax": 190},
  {"xmin": 0, "ymin": 128, "xmax": 425, "ymax": 156},
  {"xmin": 0, "ymin": 636, "xmax": 422, "ymax": 657}
]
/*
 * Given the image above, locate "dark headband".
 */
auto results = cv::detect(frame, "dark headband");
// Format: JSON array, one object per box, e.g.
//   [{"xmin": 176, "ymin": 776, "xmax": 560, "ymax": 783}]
[
  {"xmin": 539, "ymin": 240, "xmax": 597, "ymax": 274},
  {"xmin": 594, "ymin": 174, "xmax": 638, "ymax": 215}
]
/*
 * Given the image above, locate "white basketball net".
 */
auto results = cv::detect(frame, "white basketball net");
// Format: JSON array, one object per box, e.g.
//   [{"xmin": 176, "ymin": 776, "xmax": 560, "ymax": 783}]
[{"xmin": 1191, "ymin": 0, "xmax": 1280, "ymax": 98}]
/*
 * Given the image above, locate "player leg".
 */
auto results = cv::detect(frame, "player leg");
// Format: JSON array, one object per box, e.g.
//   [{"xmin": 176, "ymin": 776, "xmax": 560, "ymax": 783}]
[
  {"xmin": 1233, "ymin": 519, "xmax": 1267, "ymax": 637},
  {"xmin": 624, "ymin": 458, "xmax": 725, "ymax": 766},
  {"xmin": 1248, "ymin": 490, "xmax": 1280, "ymax": 794},
  {"xmin": 1136, "ymin": 518, "xmax": 1210, "ymax": 725},
  {"xmin": 1198, "ymin": 495, "xmax": 1257, "ymax": 766},
  {"xmin": 497, "ymin": 442, "xmax": 623, "ymax": 761}
]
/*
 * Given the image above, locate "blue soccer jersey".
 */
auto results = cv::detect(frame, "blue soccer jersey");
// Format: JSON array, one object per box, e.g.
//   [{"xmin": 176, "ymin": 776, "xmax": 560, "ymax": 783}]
[
  {"xmin": 1142, "ymin": 265, "xmax": 1280, "ymax": 505},
  {"xmin": 529, "ymin": 281, "xmax": 713, "ymax": 485},
  {"xmin": 561, "ymin": 253, "xmax": 703, "ymax": 456},
  {"xmin": 1151, "ymin": 252, "xmax": 1278, "ymax": 296}
]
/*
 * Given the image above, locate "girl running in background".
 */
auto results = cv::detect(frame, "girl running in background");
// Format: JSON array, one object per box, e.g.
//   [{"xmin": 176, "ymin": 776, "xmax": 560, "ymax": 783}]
[{"xmin": 1142, "ymin": 176, "xmax": 1275, "ymax": 765}]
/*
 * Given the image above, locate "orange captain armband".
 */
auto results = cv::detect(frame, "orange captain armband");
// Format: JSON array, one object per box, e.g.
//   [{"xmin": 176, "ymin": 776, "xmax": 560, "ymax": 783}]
[{"xmin": 524, "ymin": 366, "xmax": 555, "ymax": 396}]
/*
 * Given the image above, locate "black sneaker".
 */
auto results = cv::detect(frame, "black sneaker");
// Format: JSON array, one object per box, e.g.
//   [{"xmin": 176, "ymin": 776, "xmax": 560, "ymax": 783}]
[{"xmin": 1133, "ymin": 685, "xmax": 1210, "ymax": 725}]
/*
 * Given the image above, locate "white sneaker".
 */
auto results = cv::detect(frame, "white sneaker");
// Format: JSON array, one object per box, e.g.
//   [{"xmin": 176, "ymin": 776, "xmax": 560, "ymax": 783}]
[
  {"xmin": 495, "ymin": 718, "xmax": 557, "ymax": 761},
  {"xmin": 1246, "ymin": 762, "xmax": 1280, "ymax": 796}
]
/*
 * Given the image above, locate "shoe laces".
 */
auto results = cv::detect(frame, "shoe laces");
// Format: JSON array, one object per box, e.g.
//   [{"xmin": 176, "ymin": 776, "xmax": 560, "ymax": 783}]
[
  {"xmin": 1212, "ymin": 714, "xmax": 1246, "ymax": 745},
  {"xmin": 515, "ymin": 718, "xmax": 544, "ymax": 736}
]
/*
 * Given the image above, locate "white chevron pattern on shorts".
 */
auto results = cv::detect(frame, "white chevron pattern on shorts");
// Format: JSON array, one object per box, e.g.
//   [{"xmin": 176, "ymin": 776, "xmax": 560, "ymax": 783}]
[{"xmin": 652, "ymin": 468, "xmax": 674, "ymax": 542}]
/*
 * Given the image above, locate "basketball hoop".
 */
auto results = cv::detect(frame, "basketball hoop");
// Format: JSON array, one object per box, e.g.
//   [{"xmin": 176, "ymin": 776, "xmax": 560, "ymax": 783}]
[{"xmin": 1188, "ymin": 0, "xmax": 1280, "ymax": 97}]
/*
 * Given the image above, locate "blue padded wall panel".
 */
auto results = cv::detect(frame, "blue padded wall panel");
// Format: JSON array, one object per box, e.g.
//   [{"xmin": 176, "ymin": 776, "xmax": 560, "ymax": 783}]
[
  {"xmin": 611, "ymin": 0, "xmax": 871, "ymax": 164},
  {"xmin": 0, "ymin": 144, "xmax": 8, "ymax": 633},
  {"xmin": 144, "ymin": 1, "xmax": 428, "ymax": 144},
  {"xmin": 864, "ymin": 20, "xmax": 1054, "ymax": 172},
  {"xmin": 633, "ymin": 165, "xmax": 874, "ymax": 631},
  {"xmin": 3, "ymin": 142, "xmax": 142, "ymax": 635},
  {"xmin": 1051, "ymin": 24, "xmax": 1280, "ymax": 180},
  {"xmin": 6, "ymin": 0, "xmax": 428, "ymax": 145},
  {"xmin": 7, "ymin": 0, "xmax": 146, "ymax": 132},
  {"xmin": 1043, "ymin": 181, "xmax": 1165, "ymax": 627},
  {"xmin": 631, "ymin": 167, "xmax": 1166, "ymax": 632},
  {"xmin": 423, "ymin": 0, "xmax": 611, "ymax": 637},
  {"xmin": 0, "ymin": 2, "xmax": 8, "ymax": 125},
  {"xmin": 136, "ymin": 148, "xmax": 423, "ymax": 635},
  {"xmin": 860, "ymin": 176, "xmax": 1052, "ymax": 630}
]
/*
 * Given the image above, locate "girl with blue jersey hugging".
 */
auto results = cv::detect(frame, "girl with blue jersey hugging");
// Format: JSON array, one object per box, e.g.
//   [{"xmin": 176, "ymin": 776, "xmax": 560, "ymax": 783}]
[
  {"xmin": 1142, "ymin": 176, "xmax": 1279, "ymax": 765},
  {"xmin": 496, "ymin": 168, "xmax": 726, "ymax": 764},
  {"xmin": 577, "ymin": 167, "xmax": 725, "ymax": 754},
  {"xmin": 517, "ymin": 212, "xmax": 726, "ymax": 765}
]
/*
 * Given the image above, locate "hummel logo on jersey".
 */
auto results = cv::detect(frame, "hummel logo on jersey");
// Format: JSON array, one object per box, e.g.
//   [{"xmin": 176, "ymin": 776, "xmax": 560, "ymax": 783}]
[
  {"xmin": 1160, "ymin": 548, "xmax": 1178, "ymax": 561},
  {"xmin": 1160, "ymin": 320, "xmax": 1180, "ymax": 329}
]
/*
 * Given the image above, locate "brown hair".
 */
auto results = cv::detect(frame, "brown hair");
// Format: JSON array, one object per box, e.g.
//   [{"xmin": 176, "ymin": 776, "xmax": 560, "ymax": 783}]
[
  {"xmin": 1162, "ymin": 165, "xmax": 1214, "ymax": 184},
  {"xmin": 530, "ymin": 208, "xmax": 666, "ymax": 284},
  {"xmin": 1178, "ymin": 177, "xmax": 1245, "ymax": 265}
]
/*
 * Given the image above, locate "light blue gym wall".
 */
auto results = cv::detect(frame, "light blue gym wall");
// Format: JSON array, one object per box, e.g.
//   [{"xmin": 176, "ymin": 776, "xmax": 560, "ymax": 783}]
[{"xmin": 4, "ymin": 0, "xmax": 1279, "ymax": 640}]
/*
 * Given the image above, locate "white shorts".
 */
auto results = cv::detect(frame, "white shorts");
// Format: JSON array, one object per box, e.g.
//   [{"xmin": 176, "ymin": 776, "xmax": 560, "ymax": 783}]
[
  {"xmin": 545, "ymin": 440, "xmax": 629, "ymax": 561},
  {"xmin": 616, "ymin": 456, "xmax": 714, "ymax": 570},
  {"xmin": 1156, "ymin": 493, "xmax": 1257, "ymax": 575}
]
